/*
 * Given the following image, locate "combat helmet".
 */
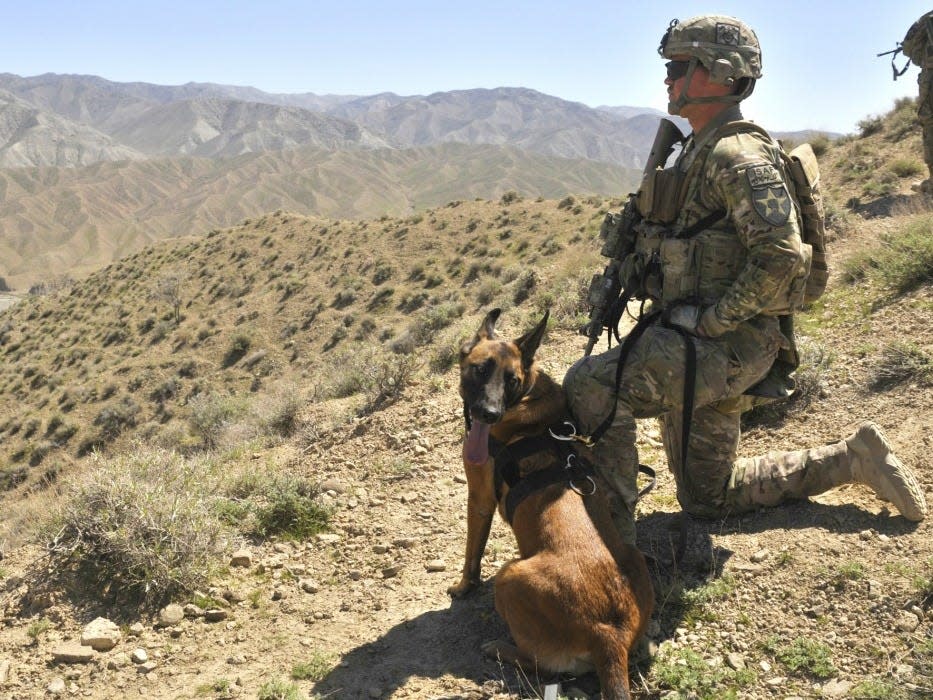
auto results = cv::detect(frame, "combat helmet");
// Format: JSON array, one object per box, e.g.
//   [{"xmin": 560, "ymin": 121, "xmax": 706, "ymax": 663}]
[{"xmin": 659, "ymin": 15, "xmax": 761, "ymax": 113}]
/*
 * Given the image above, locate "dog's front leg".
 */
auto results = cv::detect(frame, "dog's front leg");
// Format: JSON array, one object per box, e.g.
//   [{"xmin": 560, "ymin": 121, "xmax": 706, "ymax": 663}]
[{"xmin": 448, "ymin": 462, "xmax": 497, "ymax": 598}]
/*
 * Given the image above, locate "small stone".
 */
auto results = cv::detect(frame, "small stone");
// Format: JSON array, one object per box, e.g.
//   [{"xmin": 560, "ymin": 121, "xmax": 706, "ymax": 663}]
[
  {"xmin": 223, "ymin": 589, "xmax": 248, "ymax": 603},
  {"xmin": 300, "ymin": 579, "xmax": 320, "ymax": 594},
  {"xmin": 321, "ymin": 479, "xmax": 346, "ymax": 494},
  {"xmin": 271, "ymin": 588, "xmax": 285, "ymax": 601},
  {"xmin": 107, "ymin": 653, "xmax": 130, "ymax": 670},
  {"xmin": 425, "ymin": 559, "xmax": 447, "ymax": 572},
  {"xmin": 372, "ymin": 544, "xmax": 390, "ymax": 554},
  {"xmin": 157, "ymin": 604, "xmax": 185, "ymax": 627},
  {"xmin": 822, "ymin": 679, "xmax": 854, "ymax": 698},
  {"xmin": 130, "ymin": 649, "xmax": 148, "ymax": 664},
  {"xmin": 725, "ymin": 652, "xmax": 746, "ymax": 670},
  {"xmin": 183, "ymin": 603, "xmax": 205, "ymax": 618},
  {"xmin": 859, "ymin": 530, "xmax": 873, "ymax": 541},
  {"xmin": 453, "ymin": 474, "xmax": 467, "ymax": 484},
  {"xmin": 229, "ymin": 549, "xmax": 252, "ymax": 567},
  {"xmin": 227, "ymin": 655, "xmax": 247, "ymax": 665},
  {"xmin": 392, "ymin": 537, "xmax": 417, "ymax": 549},
  {"xmin": 759, "ymin": 660, "xmax": 772, "ymax": 673},
  {"xmin": 52, "ymin": 644, "xmax": 95, "ymax": 664},
  {"xmin": 867, "ymin": 580, "xmax": 883, "ymax": 600},
  {"xmin": 204, "ymin": 609, "xmax": 229, "ymax": 622},
  {"xmin": 0, "ymin": 659, "xmax": 9, "ymax": 684},
  {"xmin": 896, "ymin": 611, "xmax": 920, "ymax": 633},
  {"xmin": 316, "ymin": 533, "xmax": 341, "ymax": 544},
  {"xmin": 349, "ymin": 570, "xmax": 363, "ymax": 581},
  {"xmin": 138, "ymin": 661, "xmax": 158, "ymax": 674},
  {"xmin": 128, "ymin": 622, "xmax": 145, "ymax": 636},
  {"xmin": 81, "ymin": 617, "xmax": 121, "ymax": 651},
  {"xmin": 382, "ymin": 565, "xmax": 402, "ymax": 579},
  {"xmin": 765, "ymin": 676, "xmax": 785, "ymax": 687},
  {"xmin": 750, "ymin": 549, "xmax": 769, "ymax": 563},
  {"xmin": 47, "ymin": 677, "xmax": 66, "ymax": 695}
]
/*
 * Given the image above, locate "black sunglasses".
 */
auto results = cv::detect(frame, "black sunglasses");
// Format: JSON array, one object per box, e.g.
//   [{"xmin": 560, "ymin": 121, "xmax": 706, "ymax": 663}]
[{"xmin": 665, "ymin": 60, "xmax": 691, "ymax": 81}]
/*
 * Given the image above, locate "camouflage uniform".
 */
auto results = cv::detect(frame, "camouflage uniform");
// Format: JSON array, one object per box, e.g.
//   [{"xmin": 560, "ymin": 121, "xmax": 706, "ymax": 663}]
[
  {"xmin": 907, "ymin": 12, "xmax": 933, "ymax": 179},
  {"xmin": 564, "ymin": 16, "xmax": 927, "ymax": 543}
]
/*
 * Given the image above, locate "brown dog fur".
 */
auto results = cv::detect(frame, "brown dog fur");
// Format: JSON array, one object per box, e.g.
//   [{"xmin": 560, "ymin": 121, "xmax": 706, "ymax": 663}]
[{"xmin": 449, "ymin": 309, "xmax": 654, "ymax": 699}]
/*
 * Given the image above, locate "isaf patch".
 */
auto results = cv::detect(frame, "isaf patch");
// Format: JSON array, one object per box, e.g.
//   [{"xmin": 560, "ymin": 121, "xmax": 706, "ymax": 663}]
[
  {"xmin": 716, "ymin": 23, "xmax": 740, "ymax": 47},
  {"xmin": 747, "ymin": 165, "xmax": 792, "ymax": 226}
]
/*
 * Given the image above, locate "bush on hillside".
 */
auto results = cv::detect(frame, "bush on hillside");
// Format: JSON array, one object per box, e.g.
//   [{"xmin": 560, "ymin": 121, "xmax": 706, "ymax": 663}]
[
  {"xmin": 869, "ymin": 342, "xmax": 933, "ymax": 390},
  {"xmin": 842, "ymin": 215, "xmax": 933, "ymax": 294},
  {"xmin": 47, "ymin": 449, "xmax": 226, "ymax": 603}
]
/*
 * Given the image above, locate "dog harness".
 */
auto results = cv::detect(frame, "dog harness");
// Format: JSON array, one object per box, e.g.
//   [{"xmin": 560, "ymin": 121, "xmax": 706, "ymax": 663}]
[
  {"xmin": 488, "ymin": 432, "xmax": 596, "ymax": 525},
  {"xmin": 488, "ymin": 430, "xmax": 656, "ymax": 525}
]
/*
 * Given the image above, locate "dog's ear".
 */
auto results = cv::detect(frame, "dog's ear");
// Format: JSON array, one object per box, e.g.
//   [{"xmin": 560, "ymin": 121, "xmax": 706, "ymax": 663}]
[
  {"xmin": 477, "ymin": 308, "xmax": 501, "ymax": 341},
  {"xmin": 515, "ymin": 310, "xmax": 549, "ymax": 368},
  {"xmin": 460, "ymin": 308, "xmax": 501, "ymax": 359}
]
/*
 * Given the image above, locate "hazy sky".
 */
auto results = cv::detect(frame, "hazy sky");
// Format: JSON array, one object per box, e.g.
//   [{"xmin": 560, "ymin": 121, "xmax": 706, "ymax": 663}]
[{"xmin": 1, "ymin": 1, "xmax": 929, "ymax": 134}]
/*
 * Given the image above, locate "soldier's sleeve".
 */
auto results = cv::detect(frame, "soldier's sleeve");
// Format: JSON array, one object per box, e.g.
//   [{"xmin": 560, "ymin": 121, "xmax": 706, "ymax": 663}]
[{"xmin": 700, "ymin": 133, "xmax": 805, "ymax": 334}]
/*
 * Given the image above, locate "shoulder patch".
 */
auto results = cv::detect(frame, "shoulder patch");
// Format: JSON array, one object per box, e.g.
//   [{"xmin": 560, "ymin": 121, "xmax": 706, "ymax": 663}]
[
  {"xmin": 747, "ymin": 163, "xmax": 792, "ymax": 226},
  {"xmin": 746, "ymin": 163, "xmax": 781, "ymax": 188}
]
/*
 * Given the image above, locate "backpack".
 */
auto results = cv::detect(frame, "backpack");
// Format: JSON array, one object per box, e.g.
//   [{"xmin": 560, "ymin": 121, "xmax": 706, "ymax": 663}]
[{"xmin": 901, "ymin": 12, "xmax": 933, "ymax": 65}]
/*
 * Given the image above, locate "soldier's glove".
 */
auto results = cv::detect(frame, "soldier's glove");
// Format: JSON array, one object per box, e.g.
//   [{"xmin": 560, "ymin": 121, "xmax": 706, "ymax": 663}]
[{"xmin": 665, "ymin": 304, "xmax": 730, "ymax": 338}]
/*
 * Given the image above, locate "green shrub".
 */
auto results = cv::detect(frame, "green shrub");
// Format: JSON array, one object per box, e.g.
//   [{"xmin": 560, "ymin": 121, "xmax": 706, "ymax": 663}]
[
  {"xmin": 858, "ymin": 115, "xmax": 884, "ymax": 137},
  {"xmin": 47, "ymin": 449, "xmax": 226, "ymax": 603},
  {"xmin": 252, "ymin": 475, "xmax": 331, "ymax": 540},
  {"xmin": 762, "ymin": 636, "xmax": 835, "ymax": 679},
  {"xmin": 255, "ymin": 385, "xmax": 304, "ymax": 437},
  {"xmin": 187, "ymin": 392, "xmax": 246, "ymax": 449},
  {"xmin": 889, "ymin": 158, "xmax": 925, "ymax": 178},
  {"xmin": 256, "ymin": 678, "xmax": 301, "ymax": 700},
  {"xmin": 222, "ymin": 332, "xmax": 252, "ymax": 367},
  {"xmin": 869, "ymin": 342, "xmax": 933, "ymax": 390}
]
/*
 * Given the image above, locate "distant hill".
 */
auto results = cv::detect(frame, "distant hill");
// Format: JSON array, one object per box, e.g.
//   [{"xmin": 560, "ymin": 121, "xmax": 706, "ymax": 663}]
[
  {"xmin": 0, "ymin": 142, "xmax": 639, "ymax": 289},
  {"xmin": 0, "ymin": 73, "xmax": 840, "ymax": 289}
]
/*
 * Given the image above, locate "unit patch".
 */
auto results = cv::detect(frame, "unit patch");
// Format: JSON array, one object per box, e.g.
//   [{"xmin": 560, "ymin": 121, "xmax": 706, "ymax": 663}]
[
  {"xmin": 716, "ymin": 23, "xmax": 740, "ymax": 47},
  {"xmin": 747, "ymin": 163, "xmax": 791, "ymax": 226},
  {"xmin": 746, "ymin": 163, "xmax": 781, "ymax": 188}
]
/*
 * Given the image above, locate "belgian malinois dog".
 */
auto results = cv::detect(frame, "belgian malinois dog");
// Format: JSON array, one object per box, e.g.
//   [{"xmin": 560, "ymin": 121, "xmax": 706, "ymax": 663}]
[{"xmin": 449, "ymin": 308, "xmax": 654, "ymax": 699}]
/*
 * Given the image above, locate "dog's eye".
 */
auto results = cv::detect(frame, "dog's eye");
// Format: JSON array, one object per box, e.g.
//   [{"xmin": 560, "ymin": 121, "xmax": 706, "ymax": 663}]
[
  {"xmin": 473, "ymin": 362, "xmax": 488, "ymax": 377},
  {"xmin": 506, "ymin": 373, "xmax": 520, "ymax": 389}
]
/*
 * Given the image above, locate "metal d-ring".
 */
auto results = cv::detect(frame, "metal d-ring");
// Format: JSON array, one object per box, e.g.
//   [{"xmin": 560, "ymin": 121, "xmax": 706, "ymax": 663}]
[
  {"xmin": 564, "ymin": 453, "xmax": 597, "ymax": 496},
  {"xmin": 549, "ymin": 421, "xmax": 579, "ymax": 441}
]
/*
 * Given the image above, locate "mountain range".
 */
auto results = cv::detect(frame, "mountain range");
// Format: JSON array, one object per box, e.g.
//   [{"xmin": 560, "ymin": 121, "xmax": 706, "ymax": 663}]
[{"xmin": 0, "ymin": 73, "xmax": 828, "ymax": 290}]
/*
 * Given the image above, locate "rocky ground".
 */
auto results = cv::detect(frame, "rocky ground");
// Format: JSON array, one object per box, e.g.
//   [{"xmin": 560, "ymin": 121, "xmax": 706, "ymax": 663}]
[
  {"xmin": 0, "ymin": 291, "xmax": 931, "ymax": 699},
  {"xmin": 0, "ymin": 183, "xmax": 931, "ymax": 697}
]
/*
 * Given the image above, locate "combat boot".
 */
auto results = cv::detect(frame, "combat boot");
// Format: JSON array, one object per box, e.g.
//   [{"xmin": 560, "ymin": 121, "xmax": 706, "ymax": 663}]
[{"xmin": 846, "ymin": 422, "xmax": 927, "ymax": 522}]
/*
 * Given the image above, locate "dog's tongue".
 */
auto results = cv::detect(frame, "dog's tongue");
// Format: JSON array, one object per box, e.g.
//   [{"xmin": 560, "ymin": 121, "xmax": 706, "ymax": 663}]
[{"xmin": 464, "ymin": 421, "xmax": 491, "ymax": 465}]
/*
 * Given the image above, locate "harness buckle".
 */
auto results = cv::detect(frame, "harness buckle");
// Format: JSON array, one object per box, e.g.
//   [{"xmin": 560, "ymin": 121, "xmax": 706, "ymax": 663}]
[{"xmin": 549, "ymin": 421, "xmax": 596, "ymax": 448}]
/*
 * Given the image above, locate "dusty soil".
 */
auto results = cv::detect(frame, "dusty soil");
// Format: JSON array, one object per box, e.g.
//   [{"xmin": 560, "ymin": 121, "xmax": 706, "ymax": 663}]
[{"xmin": 0, "ymin": 193, "xmax": 931, "ymax": 697}]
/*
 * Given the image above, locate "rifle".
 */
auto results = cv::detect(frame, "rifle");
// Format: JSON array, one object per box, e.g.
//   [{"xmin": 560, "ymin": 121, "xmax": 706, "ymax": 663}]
[{"xmin": 580, "ymin": 118, "xmax": 685, "ymax": 355}]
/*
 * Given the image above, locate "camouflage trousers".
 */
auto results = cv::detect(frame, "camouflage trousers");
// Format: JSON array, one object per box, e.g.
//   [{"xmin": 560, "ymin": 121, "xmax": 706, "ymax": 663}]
[
  {"xmin": 920, "ymin": 66, "xmax": 933, "ymax": 177},
  {"xmin": 563, "ymin": 316, "xmax": 852, "ymax": 543}
]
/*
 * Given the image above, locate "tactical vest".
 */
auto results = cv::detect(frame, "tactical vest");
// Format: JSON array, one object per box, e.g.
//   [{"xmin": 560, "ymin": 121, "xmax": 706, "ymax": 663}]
[{"xmin": 626, "ymin": 120, "xmax": 821, "ymax": 315}]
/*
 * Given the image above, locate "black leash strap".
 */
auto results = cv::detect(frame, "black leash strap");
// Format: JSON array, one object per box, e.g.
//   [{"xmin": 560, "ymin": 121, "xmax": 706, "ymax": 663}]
[
  {"xmin": 664, "ymin": 324, "xmax": 698, "ymax": 472},
  {"xmin": 582, "ymin": 309, "xmax": 661, "ymax": 446}
]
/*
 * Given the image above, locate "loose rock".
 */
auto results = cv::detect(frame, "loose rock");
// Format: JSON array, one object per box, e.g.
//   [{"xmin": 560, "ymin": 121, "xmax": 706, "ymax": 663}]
[
  {"xmin": 52, "ymin": 644, "xmax": 95, "ymax": 664},
  {"xmin": 81, "ymin": 617, "xmax": 121, "ymax": 651},
  {"xmin": 157, "ymin": 604, "xmax": 185, "ymax": 627},
  {"xmin": 230, "ymin": 549, "xmax": 253, "ymax": 568}
]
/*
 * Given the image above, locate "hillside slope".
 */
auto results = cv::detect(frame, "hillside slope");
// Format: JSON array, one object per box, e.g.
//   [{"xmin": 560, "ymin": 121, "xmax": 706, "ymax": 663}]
[{"xmin": 0, "ymin": 104, "xmax": 929, "ymax": 699}]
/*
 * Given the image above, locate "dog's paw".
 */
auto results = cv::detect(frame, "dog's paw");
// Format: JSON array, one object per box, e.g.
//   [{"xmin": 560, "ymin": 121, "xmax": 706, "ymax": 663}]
[{"xmin": 447, "ymin": 579, "xmax": 477, "ymax": 598}]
